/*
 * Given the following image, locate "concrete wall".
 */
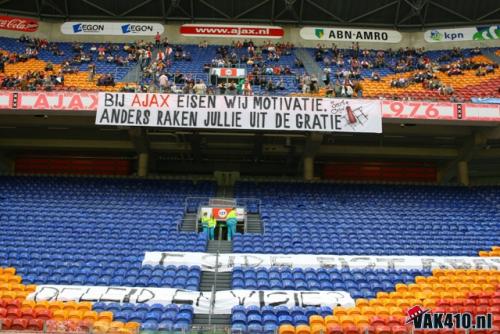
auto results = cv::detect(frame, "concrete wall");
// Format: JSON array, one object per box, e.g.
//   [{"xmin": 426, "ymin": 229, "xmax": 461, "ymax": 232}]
[{"xmin": 1, "ymin": 20, "xmax": 499, "ymax": 50}]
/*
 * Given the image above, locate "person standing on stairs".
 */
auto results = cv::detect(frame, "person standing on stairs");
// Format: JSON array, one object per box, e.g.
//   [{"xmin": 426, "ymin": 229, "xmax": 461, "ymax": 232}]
[
  {"xmin": 201, "ymin": 212, "xmax": 211, "ymax": 239},
  {"xmin": 226, "ymin": 207, "xmax": 238, "ymax": 241}
]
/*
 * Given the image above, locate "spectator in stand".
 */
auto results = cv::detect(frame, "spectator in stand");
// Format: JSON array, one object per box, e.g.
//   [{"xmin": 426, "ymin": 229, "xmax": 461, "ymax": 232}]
[
  {"xmin": 155, "ymin": 32, "xmax": 161, "ymax": 49},
  {"xmin": 193, "ymin": 80, "xmax": 207, "ymax": 95},
  {"xmin": 159, "ymin": 73, "xmax": 169, "ymax": 93},
  {"xmin": 371, "ymin": 71, "xmax": 381, "ymax": 81}
]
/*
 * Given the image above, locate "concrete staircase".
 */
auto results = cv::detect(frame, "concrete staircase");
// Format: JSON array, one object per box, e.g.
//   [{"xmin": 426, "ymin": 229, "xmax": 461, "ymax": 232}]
[
  {"xmin": 207, "ymin": 240, "xmax": 232, "ymax": 253},
  {"xmin": 483, "ymin": 49, "xmax": 500, "ymax": 64},
  {"xmin": 246, "ymin": 213, "xmax": 263, "ymax": 234},
  {"xmin": 180, "ymin": 212, "xmax": 198, "ymax": 232},
  {"xmin": 192, "ymin": 240, "xmax": 233, "ymax": 327},
  {"xmin": 294, "ymin": 48, "xmax": 324, "ymax": 86}
]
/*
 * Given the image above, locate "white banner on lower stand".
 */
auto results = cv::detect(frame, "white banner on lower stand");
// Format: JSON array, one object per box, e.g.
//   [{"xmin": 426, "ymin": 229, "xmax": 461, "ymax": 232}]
[
  {"xmin": 27, "ymin": 286, "xmax": 355, "ymax": 314},
  {"xmin": 143, "ymin": 251, "xmax": 500, "ymax": 272}
]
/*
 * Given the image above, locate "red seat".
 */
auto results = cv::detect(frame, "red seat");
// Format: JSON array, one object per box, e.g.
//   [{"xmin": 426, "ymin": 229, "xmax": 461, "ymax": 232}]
[
  {"xmin": 375, "ymin": 325, "xmax": 391, "ymax": 334},
  {"xmin": 6, "ymin": 307, "xmax": 21, "ymax": 319},
  {"xmin": 11, "ymin": 318, "xmax": 28, "ymax": 330},
  {"xmin": 326, "ymin": 325, "xmax": 343, "ymax": 334},
  {"xmin": 21, "ymin": 308, "xmax": 35, "ymax": 320},
  {"xmin": 0, "ymin": 308, "xmax": 6, "ymax": 318},
  {"xmin": 390, "ymin": 325, "xmax": 407, "ymax": 334},
  {"xmin": 342, "ymin": 325, "xmax": 359, "ymax": 334},
  {"xmin": 370, "ymin": 316, "xmax": 387, "ymax": 327},
  {"xmin": 27, "ymin": 318, "xmax": 44, "ymax": 331},
  {"xmin": 35, "ymin": 309, "xmax": 53, "ymax": 320},
  {"xmin": 0, "ymin": 317, "xmax": 12, "ymax": 329}
]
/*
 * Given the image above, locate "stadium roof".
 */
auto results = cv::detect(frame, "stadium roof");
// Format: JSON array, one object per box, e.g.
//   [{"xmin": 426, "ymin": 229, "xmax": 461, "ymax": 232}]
[{"xmin": 0, "ymin": 0, "xmax": 499, "ymax": 30}]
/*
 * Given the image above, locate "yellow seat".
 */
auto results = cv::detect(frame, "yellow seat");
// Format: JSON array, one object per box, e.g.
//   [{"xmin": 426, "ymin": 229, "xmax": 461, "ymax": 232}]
[
  {"xmin": 295, "ymin": 324, "xmax": 311, "ymax": 334},
  {"xmin": 48, "ymin": 301, "xmax": 65, "ymax": 311},
  {"xmin": 279, "ymin": 324, "xmax": 296, "ymax": 334},
  {"xmin": 67, "ymin": 310, "xmax": 83, "ymax": 321},
  {"xmin": 324, "ymin": 315, "xmax": 338, "ymax": 326},
  {"xmin": 309, "ymin": 315, "xmax": 324, "ymax": 326},
  {"xmin": 333, "ymin": 307, "xmax": 347, "ymax": 316},
  {"xmin": 123, "ymin": 322, "xmax": 140, "ymax": 331},
  {"xmin": 310, "ymin": 324, "xmax": 325, "ymax": 334},
  {"xmin": 34, "ymin": 301, "xmax": 50, "ymax": 311},
  {"xmin": 98, "ymin": 311, "xmax": 114, "ymax": 322},
  {"xmin": 53, "ymin": 309, "xmax": 68, "ymax": 321},
  {"xmin": 82, "ymin": 310, "xmax": 98, "ymax": 322}
]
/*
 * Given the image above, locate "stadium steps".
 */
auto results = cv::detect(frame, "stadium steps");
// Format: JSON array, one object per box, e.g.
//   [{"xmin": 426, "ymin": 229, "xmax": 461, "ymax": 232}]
[
  {"xmin": 294, "ymin": 48, "xmax": 324, "ymax": 86},
  {"xmin": 192, "ymin": 314, "xmax": 232, "ymax": 326},
  {"xmin": 207, "ymin": 240, "xmax": 233, "ymax": 253},
  {"xmin": 483, "ymin": 49, "xmax": 500, "ymax": 64},
  {"xmin": 180, "ymin": 212, "xmax": 198, "ymax": 232},
  {"xmin": 216, "ymin": 186, "xmax": 234, "ymax": 198},
  {"xmin": 246, "ymin": 213, "xmax": 263, "ymax": 234}
]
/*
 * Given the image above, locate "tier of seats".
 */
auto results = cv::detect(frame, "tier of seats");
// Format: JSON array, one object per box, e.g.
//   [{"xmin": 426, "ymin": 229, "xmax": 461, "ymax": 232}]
[
  {"xmin": 93, "ymin": 303, "xmax": 194, "ymax": 331},
  {"xmin": 231, "ymin": 305, "xmax": 333, "ymax": 333},
  {"xmin": 279, "ymin": 269, "xmax": 500, "ymax": 334},
  {"xmin": 232, "ymin": 268, "xmax": 430, "ymax": 299},
  {"xmin": 0, "ymin": 176, "xmax": 215, "ymax": 286},
  {"xmin": 233, "ymin": 183, "xmax": 500, "ymax": 255},
  {"xmin": 1, "ymin": 35, "xmax": 497, "ymax": 99}
]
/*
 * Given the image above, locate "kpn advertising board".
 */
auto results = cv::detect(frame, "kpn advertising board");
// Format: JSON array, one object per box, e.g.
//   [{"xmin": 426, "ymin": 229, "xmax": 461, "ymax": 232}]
[
  {"xmin": 61, "ymin": 21, "xmax": 164, "ymax": 35},
  {"xmin": 424, "ymin": 25, "xmax": 499, "ymax": 42}
]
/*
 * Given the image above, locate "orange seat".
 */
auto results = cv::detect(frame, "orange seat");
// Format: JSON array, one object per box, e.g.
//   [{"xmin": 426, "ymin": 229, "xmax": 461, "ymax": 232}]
[
  {"xmin": 98, "ymin": 311, "xmax": 114, "ymax": 322},
  {"xmin": 82, "ymin": 310, "xmax": 98, "ymax": 322},
  {"xmin": 310, "ymin": 324, "xmax": 326, "ymax": 334},
  {"xmin": 309, "ymin": 315, "xmax": 325, "ymax": 326},
  {"xmin": 279, "ymin": 324, "xmax": 296, "ymax": 334},
  {"xmin": 296, "ymin": 324, "xmax": 311, "ymax": 334}
]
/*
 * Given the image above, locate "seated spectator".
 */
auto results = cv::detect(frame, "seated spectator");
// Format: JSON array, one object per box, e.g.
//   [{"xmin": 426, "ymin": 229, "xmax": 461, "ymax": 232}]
[
  {"xmin": 471, "ymin": 46, "xmax": 481, "ymax": 55},
  {"xmin": 243, "ymin": 79, "xmax": 252, "ymax": 96},
  {"xmin": 476, "ymin": 66, "xmax": 486, "ymax": 76},
  {"xmin": 276, "ymin": 78, "xmax": 285, "ymax": 90},
  {"xmin": 193, "ymin": 79, "xmax": 207, "ymax": 95},
  {"xmin": 97, "ymin": 74, "xmax": 115, "ymax": 86},
  {"xmin": 45, "ymin": 61, "xmax": 54, "ymax": 72},
  {"xmin": 486, "ymin": 64, "xmax": 495, "ymax": 74},
  {"xmin": 294, "ymin": 57, "xmax": 304, "ymax": 68},
  {"xmin": 183, "ymin": 51, "xmax": 192, "ymax": 61},
  {"xmin": 371, "ymin": 71, "xmax": 381, "ymax": 81},
  {"xmin": 266, "ymin": 79, "xmax": 274, "ymax": 92},
  {"xmin": 120, "ymin": 83, "xmax": 136, "ymax": 92}
]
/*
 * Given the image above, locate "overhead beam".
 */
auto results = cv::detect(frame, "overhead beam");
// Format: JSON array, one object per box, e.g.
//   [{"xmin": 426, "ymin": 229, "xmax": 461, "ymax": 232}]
[
  {"xmin": 477, "ymin": 7, "xmax": 500, "ymax": 21},
  {"xmin": 348, "ymin": 1, "xmax": 398, "ymax": 23},
  {"xmin": 233, "ymin": 0, "xmax": 270, "ymax": 19},
  {"xmin": 0, "ymin": 138, "xmax": 190, "ymax": 152},
  {"xmin": 81, "ymin": 0, "xmax": 117, "ymax": 17},
  {"xmin": 305, "ymin": 0, "xmax": 344, "ymax": 23},
  {"xmin": 119, "ymin": 0, "xmax": 153, "ymax": 17},
  {"xmin": 199, "ymin": 0, "xmax": 231, "ymax": 19},
  {"xmin": 428, "ymin": 1, "xmax": 473, "ymax": 22}
]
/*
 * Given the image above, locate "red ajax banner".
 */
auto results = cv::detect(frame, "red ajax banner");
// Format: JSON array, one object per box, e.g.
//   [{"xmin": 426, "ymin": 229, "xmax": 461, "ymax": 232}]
[
  {"xmin": 180, "ymin": 24, "xmax": 284, "ymax": 39},
  {"xmin": 0, "ymin": 15, "xmax": 38, "ymax": 32}
]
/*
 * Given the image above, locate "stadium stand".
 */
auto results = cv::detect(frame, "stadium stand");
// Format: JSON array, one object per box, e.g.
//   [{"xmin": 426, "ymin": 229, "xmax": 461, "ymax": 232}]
[
  {"xmin": 1, "ymin": 35, "xmax": 498, "ymax": 101},
  {"xmin": 233, "ymin": 182, "xmax": 500, "ymax": 256},
  {"xmin": 0, "ymin": 176, "xmax": 214, "ymax": 289}
]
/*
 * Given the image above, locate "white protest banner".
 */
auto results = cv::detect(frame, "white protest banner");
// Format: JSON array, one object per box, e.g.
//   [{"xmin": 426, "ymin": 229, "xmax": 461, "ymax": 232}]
[
  {"xmin": 300, "ymin": 27, "xmax": 402, "ymax": 43},
  {"xmin": 143, "ymin": 252, "xmax": 500, "ymax": 272},
  {"xmin": 212, "ymin": 290, "xmax": 354, "ymax": 314},
  {"xmin": 28, "ymin": 286, "xmax": 211, "ymax": 313},
  {"xmin": 96, "ymin": 93, "xmax": 382, "ymax": 133},
  {"xmin": 27, "ymin": 286, "xmax": 354, "ymax": 314}
]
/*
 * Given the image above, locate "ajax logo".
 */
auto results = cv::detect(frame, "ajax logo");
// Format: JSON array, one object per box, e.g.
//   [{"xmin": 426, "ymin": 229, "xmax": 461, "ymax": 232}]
[{"xmin": 218, "ymin": 209, "xmax": 227, "ymax": 218}]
